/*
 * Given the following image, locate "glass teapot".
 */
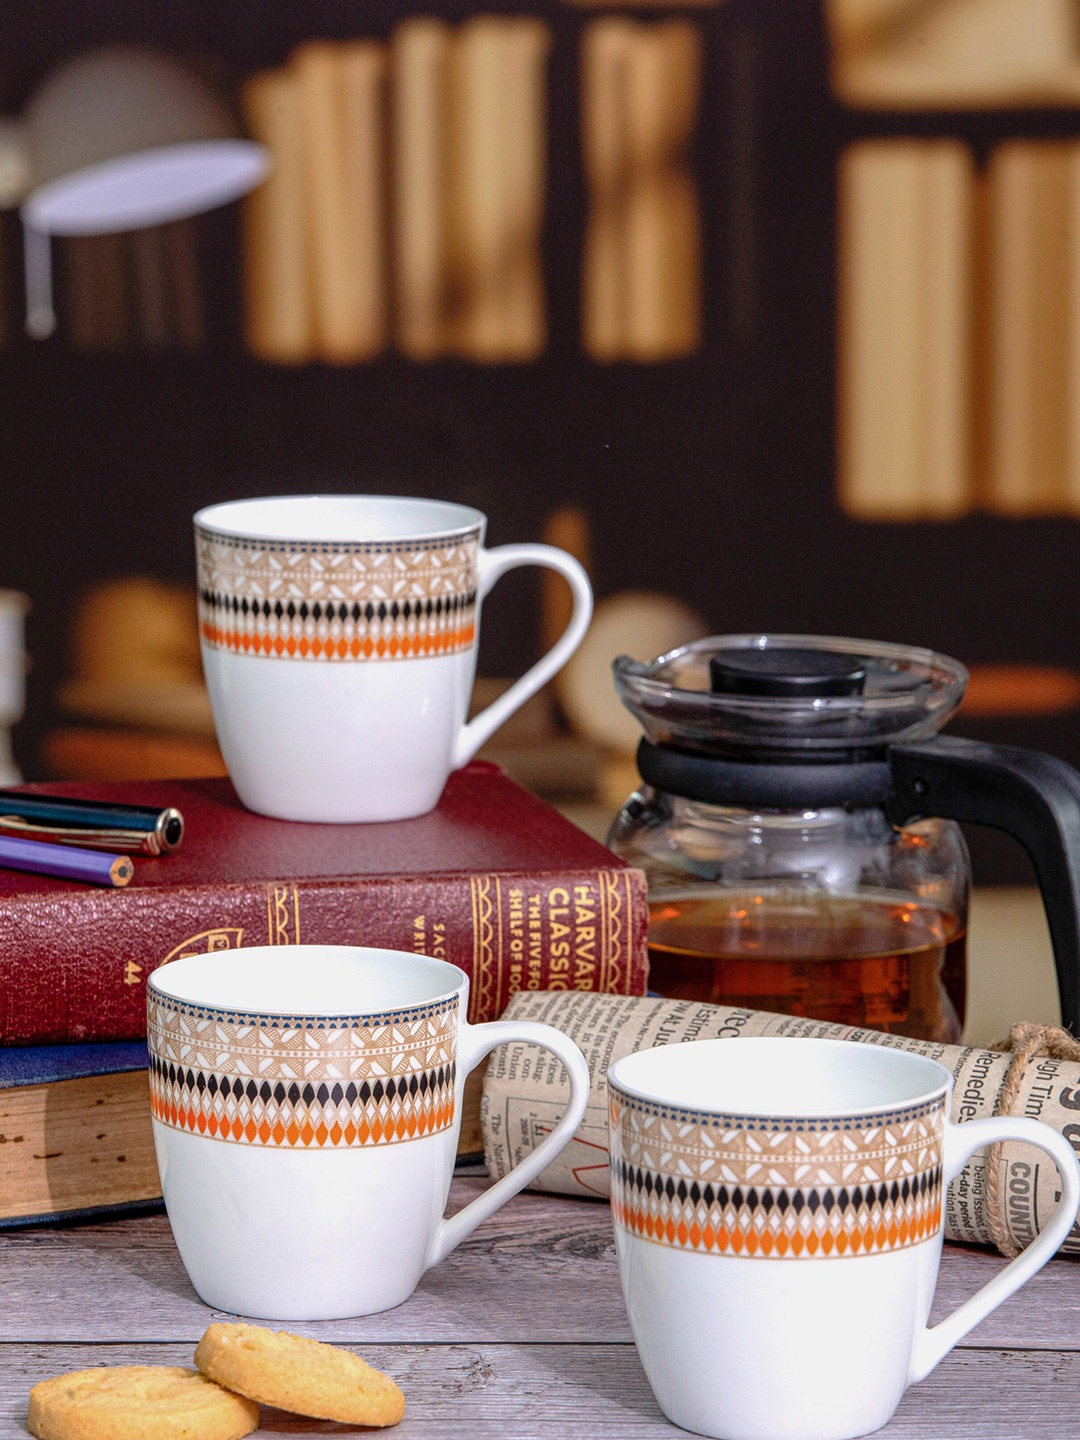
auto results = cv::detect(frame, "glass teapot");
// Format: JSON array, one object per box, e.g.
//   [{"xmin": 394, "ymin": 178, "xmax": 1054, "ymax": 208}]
[{"xmin": 607, "ymin": 634, "xmax": 1080, "ymax": 1044}]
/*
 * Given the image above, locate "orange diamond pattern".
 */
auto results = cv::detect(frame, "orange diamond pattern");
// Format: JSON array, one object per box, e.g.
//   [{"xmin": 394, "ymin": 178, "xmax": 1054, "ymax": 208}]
[
  {"xmin": 609, "ymin": 1082, "xmax": 945, "ymax": 1260},
  {"xmin": 610, "ymin": 1165, "xmax": 942, "ymax": 1260},
  {"xmin": 149, "ymin": 1052, "xmax": 456, "ymax": 1149}
]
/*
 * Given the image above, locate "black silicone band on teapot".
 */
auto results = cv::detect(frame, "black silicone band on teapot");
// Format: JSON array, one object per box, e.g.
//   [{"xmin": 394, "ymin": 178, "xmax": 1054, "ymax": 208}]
[{"xmin": 635, "ymin": 739, "xmax": 895, "ymax": 810}]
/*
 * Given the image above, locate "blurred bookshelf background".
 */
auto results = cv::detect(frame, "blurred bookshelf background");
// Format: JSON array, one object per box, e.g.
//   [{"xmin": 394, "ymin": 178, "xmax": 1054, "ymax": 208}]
[{"xmin": 0, "ymin": 0, "xmax": 1079, "ymax": 887}]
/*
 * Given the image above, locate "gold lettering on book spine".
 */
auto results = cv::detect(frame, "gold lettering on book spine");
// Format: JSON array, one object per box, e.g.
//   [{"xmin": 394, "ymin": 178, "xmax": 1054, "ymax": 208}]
[
  {"xmin": 470, "ymin": 875, "xmax": 497, "ymax": 1024},
  {"xmin": 266, "ymin": 884, "xmax": 301, "ymax": 944},
  {"xmin": 598, "ymin": 869, "xmax": 626, "ymax": 994}
]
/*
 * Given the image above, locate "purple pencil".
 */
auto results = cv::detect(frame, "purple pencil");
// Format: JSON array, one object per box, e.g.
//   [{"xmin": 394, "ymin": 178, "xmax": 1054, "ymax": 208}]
[{"xmin": 0, "ymin": 833, "xmax": 133, "ymax": 887}]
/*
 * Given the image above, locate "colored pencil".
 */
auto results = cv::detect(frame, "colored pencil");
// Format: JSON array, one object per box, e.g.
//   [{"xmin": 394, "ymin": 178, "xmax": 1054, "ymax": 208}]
[{"xmin": 0, "ymin": 834, "xmax": 133, "ymax": 887}]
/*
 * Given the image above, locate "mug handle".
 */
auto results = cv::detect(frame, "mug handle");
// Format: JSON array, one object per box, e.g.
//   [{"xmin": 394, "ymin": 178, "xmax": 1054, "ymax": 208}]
[
  {"xmin": 909, "ymin": 1115, "xmax": 1080, "ymax": 1384},
  {"xmin": 452, "ymin": 544, "xmax": 593, "ymax": 769},
  {"xmin": 424, "ymin": 1018, "xmax": 590, "ymax": 1268}
]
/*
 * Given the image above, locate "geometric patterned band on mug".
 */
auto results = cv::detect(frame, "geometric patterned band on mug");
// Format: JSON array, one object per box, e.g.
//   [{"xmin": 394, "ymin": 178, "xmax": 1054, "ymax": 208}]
[
  {"xmin": 147, "ymin": 992, "xmax": 458, "ymax": 1149},
  {"xmin": 609, "ymin": 1087, "xmax": 945, "ymax": 1260},
  {"xmin": 195, "ymin": 528, "xmax": 480, "ymax": 662}
]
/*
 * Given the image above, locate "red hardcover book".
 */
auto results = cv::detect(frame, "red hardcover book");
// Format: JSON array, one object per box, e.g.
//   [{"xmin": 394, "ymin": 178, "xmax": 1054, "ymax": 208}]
[{"xmin": 0, "ymin": 763, "xmax": 647, "ymax": 1044}]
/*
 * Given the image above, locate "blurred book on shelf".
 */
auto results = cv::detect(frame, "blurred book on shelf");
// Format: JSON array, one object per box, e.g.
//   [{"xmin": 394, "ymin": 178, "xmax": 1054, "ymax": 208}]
[
  {"xmin": 826, "ymin": 0, "xmax": 1080, "ymax": 109},
  {"xmin": 837, "ymin": 139, "xmax": 974, "ymax": 521},
  {"xmin": 581, "ymin": 18, "xmax": 702, "ymax": 362},
  {"xmin": 446, "ymin": 17, "xmax": 550, "ymax": 361},
  {"xmin": 983, "ymin": 142, "xmax": 1080, "ymax": 516},
  {"xmin": 837, "ymin": 136, "xmax": 1080, "ymax": 521},
  {"xmin": 241, "ymin": 67, "xmax": 314, "ymax": 364},
  {"xmin": 294, "ymin": 40, "xmax": 388, "ymax": 362},
  {"xmin": 45, "ymin": 577, "xmax": 224, "ymax": 783},
  {"xmin": 391, "ymin": 18, "xmax": 453, "ymax": 359},
  {"xmin": 64, "ymin": 234, "xmax": 129, "ymax": 350},
  {"xmin": 42, "ymin": 729, "xmax": 226, "ymax": 783},
  {"xmin": 60, "ymin": 221, "xmax": 205, "ymax": 352},
  {"xmin": 960, "ymin": 666, "xmax": 1080, "ymax": 719},
  {"xmin": 243, "ymin": 18, "xmax": 550, "ymax": 366},
  {"xmin": 58, "ymin": 578, "xmax": 207, "ymax": 728},
  {"xmin": 127, "ymin": 223, "xmax": 205, "ymax": 350}
]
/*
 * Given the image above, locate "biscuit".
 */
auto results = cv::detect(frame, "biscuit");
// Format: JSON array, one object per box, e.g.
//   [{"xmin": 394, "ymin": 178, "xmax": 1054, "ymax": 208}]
[
  {"xmin": 27, "ymin": 1365, "xmax": 259, "ymax": 1440},
  {"xmin": 195, "ymin": 1322, "xmax": 405, "ymax": 1427}
]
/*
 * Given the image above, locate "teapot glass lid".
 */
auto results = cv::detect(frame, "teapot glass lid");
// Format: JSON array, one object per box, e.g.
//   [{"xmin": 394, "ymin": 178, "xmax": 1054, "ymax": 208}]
[{"xmin": 613, "ymin": 634, "xmax": 968, "ymax": 759}]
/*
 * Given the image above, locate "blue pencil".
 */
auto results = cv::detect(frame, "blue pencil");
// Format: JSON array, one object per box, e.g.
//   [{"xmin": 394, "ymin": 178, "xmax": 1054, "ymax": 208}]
[{"xmin": 0, "ymin": 834, "xmax": 133, "ymax": 887}]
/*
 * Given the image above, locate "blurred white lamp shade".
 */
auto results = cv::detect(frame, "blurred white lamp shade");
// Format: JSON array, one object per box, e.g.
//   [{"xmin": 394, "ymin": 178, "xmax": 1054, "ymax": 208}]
[{"xmin": 7, "ymin": 46, "xmax": 269, "ymax": 337}]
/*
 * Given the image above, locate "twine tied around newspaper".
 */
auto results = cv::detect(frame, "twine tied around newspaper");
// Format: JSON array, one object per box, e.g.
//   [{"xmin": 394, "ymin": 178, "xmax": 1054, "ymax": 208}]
[{"xmin": 986, "ymin": 1022, "xmax": 1080, "ymax": 1257}]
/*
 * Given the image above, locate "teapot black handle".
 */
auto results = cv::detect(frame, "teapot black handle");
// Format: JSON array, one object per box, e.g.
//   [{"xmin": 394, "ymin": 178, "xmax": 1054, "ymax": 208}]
[{"xmin": 888, "ymin": 735, "xmax": 1080, "ymax": 1036}]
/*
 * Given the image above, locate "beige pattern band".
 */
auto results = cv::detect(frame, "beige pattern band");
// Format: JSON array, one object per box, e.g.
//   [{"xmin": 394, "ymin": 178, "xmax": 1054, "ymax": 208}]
[
  {"xmin": 610, "ymin": 1087, "xmax": 945, "ymax": 1259},
  {"xmin": 195, "ymin": 528, "xmax": 480, "ymax": 661},
  {"xmin": 147, "ymin": 992, "xmax": 458, "ymax": 1148}
]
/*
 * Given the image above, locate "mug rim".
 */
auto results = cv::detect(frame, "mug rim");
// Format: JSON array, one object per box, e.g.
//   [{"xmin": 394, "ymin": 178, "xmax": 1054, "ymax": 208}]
[
  {"xmin": 193, "ymin": 494, "xmax": 486, "ymax": 545},
  {"xmin": 147, "ymin": 944, "xmax": 469, "ymax": 1020},
  {"xmin": 608, "ymin": 1037, "xmax": 951, "ymax": 1121}
]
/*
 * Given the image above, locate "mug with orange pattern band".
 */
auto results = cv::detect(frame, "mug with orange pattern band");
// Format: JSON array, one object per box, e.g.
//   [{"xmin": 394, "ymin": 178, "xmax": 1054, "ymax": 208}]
[
  {"xmin": 608, "ymin": 1036, "xmax": 1080, "ymax": 1440},
  {"xmin": 194, "ymin": 495, "xmax": 592, "ymax": 823},
  {"xmin": 148, "ymin": 945, "xmax": 589, "ymax": 1320}
]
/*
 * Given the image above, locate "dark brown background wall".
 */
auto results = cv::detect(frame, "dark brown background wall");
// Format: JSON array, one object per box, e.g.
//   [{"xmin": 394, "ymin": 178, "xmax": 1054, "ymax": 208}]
[{"xmin": 1, "ymin": 0, "xmax": 1077, "ymax": 881}]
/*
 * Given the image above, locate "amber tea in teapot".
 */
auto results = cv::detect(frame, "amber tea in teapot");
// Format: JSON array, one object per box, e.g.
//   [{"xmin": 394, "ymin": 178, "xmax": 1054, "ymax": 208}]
[{"xmin": 646, "ymin": 890, "xmax": 965, "ymax": 1043}]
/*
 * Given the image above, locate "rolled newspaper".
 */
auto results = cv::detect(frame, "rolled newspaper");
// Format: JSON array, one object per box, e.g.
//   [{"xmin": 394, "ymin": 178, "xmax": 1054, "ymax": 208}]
[{"xmin": 481, "ymin": 991, "xmax": 1080, "ymax": 1257}]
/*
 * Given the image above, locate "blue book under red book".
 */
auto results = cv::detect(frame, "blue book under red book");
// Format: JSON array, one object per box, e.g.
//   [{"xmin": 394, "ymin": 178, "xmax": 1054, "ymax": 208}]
[
  {"xmin": 0, "ymin": 1040, "xmax": 160, "ymax": 1229},
  {"xmin": 1, "ymin": 1040, "xmax": 148, "ymax": 1089}
]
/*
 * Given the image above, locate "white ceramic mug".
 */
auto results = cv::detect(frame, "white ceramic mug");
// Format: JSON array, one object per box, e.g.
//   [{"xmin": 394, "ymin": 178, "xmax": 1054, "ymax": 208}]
[
  {"xmin": 193, "ymin": 494, "xmax": 593, "ymax": 822},
  {"xmin": 148, "ymin": 945, "xmax": 589, "ymax": 1320},
  {"xmin": 608, "ymin": 1036, "xmax": 1080, "ymax": 1440}
]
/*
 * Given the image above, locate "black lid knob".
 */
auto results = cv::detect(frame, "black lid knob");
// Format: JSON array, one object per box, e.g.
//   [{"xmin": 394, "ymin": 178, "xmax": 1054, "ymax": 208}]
[{"xmin": 709, "ymin": 647, "xmax": 867, "ymax": 698}]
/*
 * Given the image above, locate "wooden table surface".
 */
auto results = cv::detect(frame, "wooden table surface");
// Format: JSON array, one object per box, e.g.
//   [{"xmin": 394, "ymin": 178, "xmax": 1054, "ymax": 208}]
[{"xmin": 1, "ymin": 1173, "xmax": 1078, "ymax": 1439}]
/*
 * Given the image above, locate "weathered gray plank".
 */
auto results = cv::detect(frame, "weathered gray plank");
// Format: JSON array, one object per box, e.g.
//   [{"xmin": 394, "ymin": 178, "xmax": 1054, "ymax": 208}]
[
  {"xmin": 2, "ymin": 1344, "xmax": 1079, "ymax": 1440},
  {"xmin": 0, "ymin": 1180, "xmax": 629, "ymax": 1346},
  {"xmin": 928, "ymin": 1240, "xmax": 1080, "ymax": 1348},
  {"xmin": 882, "ymin": 1349, "xmax": 1080, "ymax": 1437},
  {"xmin": 1, "ymin": 1181, "xmax": 1077, "ymax": 1351}
]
